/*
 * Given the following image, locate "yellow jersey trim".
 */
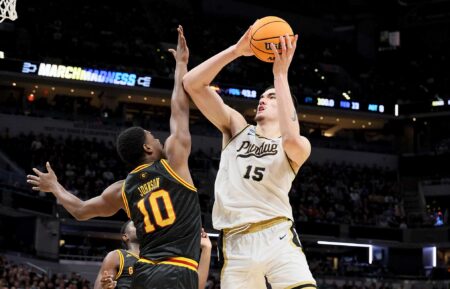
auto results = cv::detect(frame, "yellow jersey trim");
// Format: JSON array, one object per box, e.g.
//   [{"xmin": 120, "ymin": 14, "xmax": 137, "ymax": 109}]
[
  {"xmin": 115, "ymin": 249, "xmax": 124, "ymax": 280},
  {"xmin": 158, "ymin": 261, "xmax": 196, "ymax": 271},
  {"xmin": 126, "ymin": 250, "xmax": 140, "ymax": 259},
  {"xmin": 160, "ymin": 159, "xmax": 197, "ymax": 192},
  {"xmin": 130, "ymin": 163, "xmax": 151, "ymax": 174},
  {"xmin": 220, "ymin": 234, "xmax": 228, "ymax": 283},
  {"xmin": 223, "ymin": 216, "xmax": 289, "ymax": 236},
  {"xmin": 137, "ymin": 256, "xmax": 198, "ymax": 272},
  {"xmin": 121, "ymin": 181, "xmax": 131, "ymax": 218}
]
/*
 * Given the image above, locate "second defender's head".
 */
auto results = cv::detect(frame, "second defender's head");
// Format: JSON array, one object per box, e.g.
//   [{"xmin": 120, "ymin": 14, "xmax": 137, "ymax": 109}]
[
  {"xmin": 120, "ymin": 220, "xmax": 138, "ymax": 249},
  {"xmin": 116, "ymin": 126, "xmax": 164, "ymax": 167}
]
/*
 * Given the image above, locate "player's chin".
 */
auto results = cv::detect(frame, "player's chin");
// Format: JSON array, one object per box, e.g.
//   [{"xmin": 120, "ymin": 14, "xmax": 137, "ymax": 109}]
[{"xmin": 254, "ymin": 113, "xmax": 264, "ymax": 122}]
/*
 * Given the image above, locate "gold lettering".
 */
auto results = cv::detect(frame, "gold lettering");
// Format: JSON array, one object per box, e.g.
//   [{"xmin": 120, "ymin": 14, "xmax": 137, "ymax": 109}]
[{"xmin": 137, "ymin": 177, "xmax": 160, "ymax": 197}]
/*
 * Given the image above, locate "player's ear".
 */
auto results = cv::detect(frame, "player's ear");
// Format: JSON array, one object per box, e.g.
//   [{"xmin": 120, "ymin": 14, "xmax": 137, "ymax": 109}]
[
  {"xmin": 122, "ymin": 233, "xmax": 129, "ymax": 243},
  {"xmin": 143, "ymin": 143, "xmax": 153, "ymax": 154}
]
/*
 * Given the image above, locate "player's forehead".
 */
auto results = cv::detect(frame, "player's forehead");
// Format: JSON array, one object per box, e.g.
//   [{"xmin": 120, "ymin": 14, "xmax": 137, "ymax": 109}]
[
  {"xmin": 260, "ymin": 88, "xmax": 276, "ymax": 98},
  {"xmin": 144, "ymin": 130, "xmax": 157, "ymax": 143}
]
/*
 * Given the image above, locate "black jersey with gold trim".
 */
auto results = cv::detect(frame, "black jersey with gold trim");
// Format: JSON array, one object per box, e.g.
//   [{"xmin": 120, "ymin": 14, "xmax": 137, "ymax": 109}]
[
  {"xmin": 115, "ymin": 249, "xmax": 138, "ymax": 289},
  {"xmin": 122, "ymin": 159, "xmax": 201, "ymax": 262}
]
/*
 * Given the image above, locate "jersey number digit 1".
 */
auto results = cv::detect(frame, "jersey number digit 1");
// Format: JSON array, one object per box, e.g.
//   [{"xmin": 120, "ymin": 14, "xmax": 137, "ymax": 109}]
[
  {"xmin": 243, "ymin": 165, "xmax": 266, "ymax": 181},
  {"xmin": 137, "ymin": 189, "xmax": 176, "ymax": 233}
]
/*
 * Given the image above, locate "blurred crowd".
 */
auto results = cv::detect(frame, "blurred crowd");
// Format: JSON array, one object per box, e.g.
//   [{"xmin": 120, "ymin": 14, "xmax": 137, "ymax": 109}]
[
  {"xmin": 0, "ymin": 256, "xmax": 91, "ymax": 289},
  {"xmin": 0, "ymin": 131, "xmax": 404, "ymax": 228},
  {"xmin": 0, "ymin": 255, "xmax": 399, "ymax": 289},
  {"xmin": 292, "ymin": 162, "xmax": 405, "ymax": 228}
]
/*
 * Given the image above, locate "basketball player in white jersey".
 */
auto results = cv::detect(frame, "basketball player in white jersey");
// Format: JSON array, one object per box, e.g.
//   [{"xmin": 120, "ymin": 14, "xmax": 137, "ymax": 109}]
[{"xmin": 183, "ymin": 27, "xmax": 316, "ymax": 289}]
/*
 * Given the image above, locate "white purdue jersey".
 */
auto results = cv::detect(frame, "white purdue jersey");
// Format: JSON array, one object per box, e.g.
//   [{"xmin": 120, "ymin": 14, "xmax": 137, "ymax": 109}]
[{"xmin": 212, "ymin": 125, "xmax": 296, "ymax": 230}]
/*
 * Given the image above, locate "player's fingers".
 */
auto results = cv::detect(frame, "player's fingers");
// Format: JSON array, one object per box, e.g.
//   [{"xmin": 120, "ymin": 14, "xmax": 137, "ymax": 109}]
[
  {"xmin": 102, "ymin": 271, "xmax": 112, "ymax": 280},
  {"xmin": 27, "ymin": 179, "xmax": 39, "ymax": 186},
  {"xmin": 269, "ymin": 43, "xmax": 280, "ymax": 60},
  {"xmin": 32, "ymin": 186, "xmax": 41, "ymax": 191},
  {"xmin": 105, "ymin": 280, "xmax": 116, "ymax": 289},
  {"xmin": 292, "ymin": 34, "xmax": 298, "ymax": 51},
  {"xmin": 168, "ymin": 49, "xmax": 176, "ymax": 57},
  {"xmin": 285, "ymin": 33, "xmax": 292, "ymax": 49},
  {"xmin": 180, "ymin": 34, "xmax": 187, "ymax": 47},
  {"xmin": 245, "ymin": 25, "xmax": 252, "ymax": 37},
  {"xmin": 46, "ymin": 162, "xmax": 54, "ymax": 173},
  {"xmin": 27, "ymin": 175, "xmax": 39, "ymax": 181},
  {"xmin": 32, "ymin": 168, "xmax": 43, "ymax": 176},
  {"xmin": 279, "ymin": 35, "xmax": 287, "ymax": 53}
]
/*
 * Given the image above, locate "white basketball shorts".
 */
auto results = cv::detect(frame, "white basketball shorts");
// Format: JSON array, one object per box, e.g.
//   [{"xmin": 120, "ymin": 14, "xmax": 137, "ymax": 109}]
[{"xmin": 218, "ymin": 217, "xmax": 317, "ymax": 289}]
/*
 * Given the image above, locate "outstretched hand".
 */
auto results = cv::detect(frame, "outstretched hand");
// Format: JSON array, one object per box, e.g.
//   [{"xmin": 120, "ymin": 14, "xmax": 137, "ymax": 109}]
[
  {"xmin": 234, "ymin": 26, "xmax": 254, "ymax": 57},
  {"xmin": 27, "ymin": 162, "xmax": 59, "ymax": 192},
  {"xmin": 168, "ymin": 25, "xmax": 189, "ymax": 64},
  {"xmin": 100, "ymin": 271, "xmax": 117, "ymax": 289},
  {"xmin": 270, "ymin": 33, "xmax": 298, "ymax": 76}
]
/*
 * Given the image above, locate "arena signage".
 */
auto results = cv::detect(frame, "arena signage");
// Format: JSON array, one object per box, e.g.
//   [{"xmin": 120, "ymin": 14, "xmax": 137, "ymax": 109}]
[
  {"xmin": 21, "ymin": 61, "xmax": 152, "ymax": 88},
  {"xmin": 210, "ymin": 84, "xmax": 257, "ymax": 99}
]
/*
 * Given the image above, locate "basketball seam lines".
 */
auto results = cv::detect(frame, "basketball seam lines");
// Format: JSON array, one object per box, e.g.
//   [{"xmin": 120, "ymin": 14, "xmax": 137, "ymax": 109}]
[
  {"xmin": 252, "ymin": 20, "xmax": 290, "ymax": 41},
  {"xmin": 252, "ymin": 34, "xmax": 295, "ymax": 41},
  {"xmin": 250, "ymin": 42, "xmax": 274, "ymax": 56}
]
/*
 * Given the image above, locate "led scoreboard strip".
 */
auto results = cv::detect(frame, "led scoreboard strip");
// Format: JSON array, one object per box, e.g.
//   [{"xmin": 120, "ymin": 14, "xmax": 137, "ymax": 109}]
[
  {"xmin": 303, "ymin": 96, "xmax": 387, "ymax": 114},
  {"xmin": 4, "ymin": 59, "xmax": 449, "ymax": 115},
  {"xmin": 20, "ymin": 61, "xmax": 152, "ymax": 88}
]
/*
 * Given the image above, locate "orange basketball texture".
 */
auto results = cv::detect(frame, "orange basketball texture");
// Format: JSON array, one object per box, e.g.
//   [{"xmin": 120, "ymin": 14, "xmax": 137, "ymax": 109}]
[{"xmin": 250, "ymin": 16, "xmax": 294, "ymax": 63}]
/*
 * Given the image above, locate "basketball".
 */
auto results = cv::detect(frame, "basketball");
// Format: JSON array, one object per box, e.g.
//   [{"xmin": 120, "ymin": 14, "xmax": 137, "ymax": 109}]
[{"xmin": 250, "ymin": 16, "xmax": 294, "ymax": 63}]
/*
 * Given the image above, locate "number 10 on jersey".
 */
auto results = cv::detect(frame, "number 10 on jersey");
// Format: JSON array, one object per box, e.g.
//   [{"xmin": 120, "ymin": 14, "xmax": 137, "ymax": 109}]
[{"xmin": 137, "ymin": 189, "xmax": 176, "ymax": 233}]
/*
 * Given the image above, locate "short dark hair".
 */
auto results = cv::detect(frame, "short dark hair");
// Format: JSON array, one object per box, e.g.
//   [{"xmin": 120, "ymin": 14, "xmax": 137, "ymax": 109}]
[
  {"xmin": 262, "ymin": 85, "xmax": 298, "ymax": 109},
  {"xmin": 116, "ymin": 126, "xmax": 146, "ymax": 167},
  {"xmin": 120, "ymin": 220, "xmax": 132, "ymax": 249}
]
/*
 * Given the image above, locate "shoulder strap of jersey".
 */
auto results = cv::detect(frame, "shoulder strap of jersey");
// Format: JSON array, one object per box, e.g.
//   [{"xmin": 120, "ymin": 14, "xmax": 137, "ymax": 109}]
[
  {"xmin": 129, "ymin": 163, "xmax": 152, "ymax": 174},
  {"xmin": 115, "ymin": 249, "xmax": 125, "ymax": 280},
  {"xmin": 222, "ymin": 124, "xmax": 251, "ymax": 151},
  {"xmin": 160, "ymin": 159, "xmax": 197, "ymax": 192},
  {"xmin": 121, "ymin": 181, "xmax": 131, "ymax": 218}
]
